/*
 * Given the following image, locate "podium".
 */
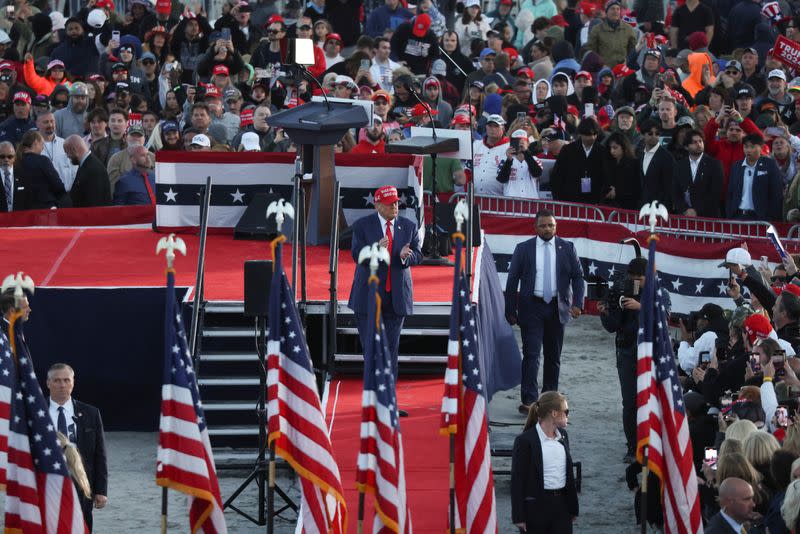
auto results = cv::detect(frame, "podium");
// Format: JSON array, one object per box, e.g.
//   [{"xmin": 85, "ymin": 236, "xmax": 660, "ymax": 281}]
[
  {"xmin": 386, "ymin": 133, "xmax": 461, "ymax": 264},
  {"xmin": 267, "ymin": 101, "xmax": 368, "ymax": 244}
]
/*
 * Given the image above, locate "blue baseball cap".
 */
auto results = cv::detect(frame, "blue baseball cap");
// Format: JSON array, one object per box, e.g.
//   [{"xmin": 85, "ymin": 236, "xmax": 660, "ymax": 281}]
[
  {"xmin": 162, "ymin": 121, "xmax": 179, "ymax": 133},
  {"xmin": 480, "ymin": 48, "xmax": 496, "ymax": 59}
]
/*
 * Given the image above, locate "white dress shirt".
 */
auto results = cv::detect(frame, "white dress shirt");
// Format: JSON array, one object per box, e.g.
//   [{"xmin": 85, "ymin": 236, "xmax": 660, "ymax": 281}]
[
  {"xmin": 534, "ymin": 237, "xmax": 557, "ymax": 298},
  {"xmin": 49, "ymin": 398, "xmax": 76, "ymax": 442},
  {"xmin": 536, "ymin": 423, "xmax": 567, "ymax": 489},
  {"xmin": 689, "ymin": 153, "xmax": 703, "ymax": 182},
  {"xmin": 581, "ymin": 143, "xmax": 593, "ymax": 158},
  {"xmin": 739, "ymin": 159, "xmax": 757, "ymax": 211},
  {"xmin": 642, "ymin": 144, "xmax": 659, "ymax": 175}
]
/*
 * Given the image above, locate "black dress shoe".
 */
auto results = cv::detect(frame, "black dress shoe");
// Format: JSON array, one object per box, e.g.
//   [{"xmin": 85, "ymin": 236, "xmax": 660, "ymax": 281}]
[
  {"xmin": 398, "ymin": 409, "xmax": 409, "ymax": 417},
  {"xmin": 518, "ymin": 404, "xmax": 532, "ymax": 415}
]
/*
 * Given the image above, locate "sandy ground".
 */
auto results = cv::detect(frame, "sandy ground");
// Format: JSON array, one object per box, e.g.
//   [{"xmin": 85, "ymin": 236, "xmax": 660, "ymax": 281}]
[{"xmin": 1, "ymin": 316, "xmax": 643, "ymax": 533}]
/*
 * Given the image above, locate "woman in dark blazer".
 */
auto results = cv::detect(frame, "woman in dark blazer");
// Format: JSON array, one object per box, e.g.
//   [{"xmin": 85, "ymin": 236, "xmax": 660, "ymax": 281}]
[
  {"xmin": 15, "ymin": 130, "xmax": 70, "ymax": 210},
  {"xmin": 511, "ymin": 391, "xmax": 579, "ymax": 533},
  {"xmin": 602, "ymin": 131, "xmax": 642, "ymax": 210}
]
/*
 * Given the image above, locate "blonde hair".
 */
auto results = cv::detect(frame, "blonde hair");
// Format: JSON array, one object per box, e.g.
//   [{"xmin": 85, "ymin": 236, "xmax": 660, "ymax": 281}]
[
  {"xmin": 744, "ymin": 431, "xmax": 780, "ymax": 471},
  {"xmin": 523, "ymin": 391, "xmax": 567, "ymax": 430},
  {"xmin": 56, "ymin": 433, "xmax": 91, "ymax": 498},
  {"xmin": 782, "ymin": 479, "xmax": 800, "ymax": 530},
  {"xmin": 716, "ymin": 452, "xmax": 762, "ymax": 503},
  {"xmin": 719, "ymin": 438, "xmax": 743, "ymax": 458},
  {"xmin": 784, "ymin": 422, "xmax": 800, "ymax": 456},
  {"xmin": 726, "ymin": 419, "xmax": 758, "ymax": 442}
]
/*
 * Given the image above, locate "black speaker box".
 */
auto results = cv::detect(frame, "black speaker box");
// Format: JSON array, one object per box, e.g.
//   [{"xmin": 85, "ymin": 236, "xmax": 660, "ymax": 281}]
[
  {"xmin": 244, "ymin": 260, "xmax": 273, "ymax": 317},
  {"xmin": 433, "ymin": 202, "xmax": 482, "ymax": 246},
  {"xmin": 234, "ymin": 192, "xmax": 283, "ymax": 240}
]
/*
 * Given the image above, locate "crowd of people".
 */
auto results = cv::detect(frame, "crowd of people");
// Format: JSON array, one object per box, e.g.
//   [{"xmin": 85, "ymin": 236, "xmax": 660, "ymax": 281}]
[
  {"xmin": 596, "ymin": 243, "xmax": 800, "ymax": 533},
  {"xmin": 1, "ymin": 0, "xmax": 800, "ymax": 220}
]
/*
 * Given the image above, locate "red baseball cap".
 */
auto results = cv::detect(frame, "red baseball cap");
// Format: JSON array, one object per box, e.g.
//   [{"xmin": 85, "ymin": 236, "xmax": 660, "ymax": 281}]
[
  {"xmin": 13, "ymin": 92, "xmax": 31, "ymax": 105},
  {"xmin": 213, "ymin": 64, "xmax": 230, "ymax": 76},
  {"xmin": 96, "ymin": 0, "xmax": 115, "ymax": 9},
  {"xmin": 783, "ymin": 283, "xmax": 800, "ymax": 298},
  {"xmin": 451, "ymin": 114, "xmax": 471, "ymax": 125},
  {"xmin": 0, "ymin": 61, "xmax": 13, "ymax": 71},
  {"xmin": 500, "ymin": 0, "xmax": 513, "ymax": 4},
  {"xmin": 374, "ymin": 185, "xmax": 400, "ymax": 205},
  {"xmin": 240, "ymin": 108, "xmax": 254, "ymax": 127},
  {"xmin": 412, "ymin": 13, "xmax": 431, "ymax": 37},
  {"xmin": 550, "ymin": 14, "xmax": 569, "ymax": 27},
  {"xmin": 579, "ymin": 2, "xmax": 597, "ymax": 16},
  {"xmin": 612, "ymin": 63, "xmax": 633, "ymax": 78},
  {"xmin": 204, "ymin": 86, "xmax": 222, "ymax": 99},
  {"xmin": 411, "ymin": 102, "xmax": 438, "ymax": 117},
  {"xmin": 516, "ymin": 67, "xmax": 535, "ymax": 79},
  {"xmin": 575, "ymin": 70, "xmax": 592, "ymax": 81},
  {"xmin": 325, "ymin": 33, "xmax": 343, "ymax": 44},
  {"xmin": 267, "ymin": 14, "xmax": 284, "ymax": 25},
  {"xmin": 743, "ymin": 313, "xmax": 773, "ymax": 344},
  {"xmin": 503, "ymin": 47, "xmax": 519, "ymax": 63}
]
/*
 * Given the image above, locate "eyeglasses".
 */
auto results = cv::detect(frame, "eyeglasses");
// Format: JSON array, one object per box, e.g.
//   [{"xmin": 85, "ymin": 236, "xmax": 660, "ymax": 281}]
[
  {"xmin": 268, "ymin": 29, "xmax": 282, "ymax": 34},
  {"xmin": 142, "ymin": 59, "xmax": 156, "ymax": 65}
]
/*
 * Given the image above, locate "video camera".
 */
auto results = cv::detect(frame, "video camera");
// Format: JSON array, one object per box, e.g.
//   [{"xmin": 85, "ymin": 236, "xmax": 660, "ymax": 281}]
[
  {"xmin": 669, "ymin": 311, "xmax": 702, "ymax": 332},
  {"xmin": 586, "ymin": 272, "xmax": 642, "ymax": 311}
]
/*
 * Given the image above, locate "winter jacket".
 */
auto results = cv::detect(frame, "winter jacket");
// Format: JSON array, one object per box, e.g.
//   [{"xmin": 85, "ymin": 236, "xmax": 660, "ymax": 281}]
[
  {"xmin": 682, "ymin": 52, "xmax": 715, "ymax": 98},
  {"xmin": 365, "ymin": 5, "xmax": 413, "ymax": 37},
  {"xmin": 49, "ymin": 36, "xmax": 100, "ymax": 79},
  {"xmin": 454, "ymin": 17, "xmax": 491, "ymax": 56},
  {"xmin": 585, "ymin": 20, "xmax": 636, "ymax": 67},
  {"xmin": 22, "ymin": 57, "xmax": 68, "ymax": 96}
]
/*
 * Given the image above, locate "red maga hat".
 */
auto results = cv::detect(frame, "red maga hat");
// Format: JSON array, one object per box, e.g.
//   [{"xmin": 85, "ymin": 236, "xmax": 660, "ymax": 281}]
[
  {"xmin": 743, "ymin": 313, "xmax": 773, "ymax": 344},
  {"xmin": 374, "ymin": 185, "xmax": 400, "ymax": 204}
]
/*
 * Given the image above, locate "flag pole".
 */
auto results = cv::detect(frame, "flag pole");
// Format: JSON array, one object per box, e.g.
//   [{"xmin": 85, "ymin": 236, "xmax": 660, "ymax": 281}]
[
  {"xmin": 161, "ymin": 487, "xmax": 168, "ymax": 534},
  {"xmin": 268, "ymin": 441, "xmax": 276, "ymax": 534},
  {"xmin": 357, "ymin": 492, "xmax": 365, "ymax": 534},
  {"xmin": 449, "ymin": 434, "xmax": 456, "ymax": 534},
  {"xmin": 640, "ymin": 446, "xmax": 649, "ymax": 534}
]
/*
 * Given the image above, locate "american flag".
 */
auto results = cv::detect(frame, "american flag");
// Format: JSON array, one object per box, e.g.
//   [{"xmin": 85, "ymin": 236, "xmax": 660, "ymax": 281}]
[
  {"xmin": 636, "ymin": 239, "xmax": 703, "ymax": 534},
  {"xmin": 356, "ymin": 275, "xmax": 411, "ymax": 534},
  {"xmin": 440, "ymin": 236, "xmax": 497, "ymax": 534},
  {"xmin": 1, "ymin": 328, "xmax": 13, "ymax": 492},
  {"xmin": 266, "ymin": 239, "xmax": 347, "ymax": 534},
  {"xmin": 3, "ymin": 316, "xmax": 88, "ymax": 533},
  {"xmin": 156, "ymin": 271, "xmax": 227, "ymax": 534},
  {"xmin": 553, "ymin": 114, "xmax": 566, "ymax": 131}
]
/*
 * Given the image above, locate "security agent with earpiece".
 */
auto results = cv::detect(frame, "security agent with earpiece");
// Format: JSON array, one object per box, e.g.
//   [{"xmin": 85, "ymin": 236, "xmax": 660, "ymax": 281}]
[{"xmin": 597, "ymin": 257, "xmax": 669, "ymax": 463}]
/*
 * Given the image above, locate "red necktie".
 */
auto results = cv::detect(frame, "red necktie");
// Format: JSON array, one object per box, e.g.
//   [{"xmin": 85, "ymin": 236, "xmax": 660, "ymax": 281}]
[
  {"xmin": 142, "ymin": 172, "xmax": 156, "ymax": 205},
  {"xmin": 385, "ymin": 220, "xmax": 393, "ymax": 292}
]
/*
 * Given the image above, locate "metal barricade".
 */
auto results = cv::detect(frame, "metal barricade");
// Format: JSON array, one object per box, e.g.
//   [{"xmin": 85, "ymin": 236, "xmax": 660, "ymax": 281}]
[
  {"xmin": 788, "ymin": 225, "xmax": 800, "ymax": 241},
  {"xmin": 607, "ymin": 210, "xmax": 773, "ymax": 243},
  {"xmin": 449, "ymin": 193, "xmax": 606, "ymax": 223}
]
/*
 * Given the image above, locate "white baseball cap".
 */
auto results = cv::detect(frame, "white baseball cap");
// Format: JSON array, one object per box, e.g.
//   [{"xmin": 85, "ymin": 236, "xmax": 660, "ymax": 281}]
[
  {"xmin": 718, "ymin": 247, "xmax": 752, "ymax": 267},
  {"xmin": 768, "ymin": 69, "xmax": 787, "ymax": 81},
  {"xmin": 190, "ymin": 133, "xmax": 211, "ymax": 147},
  {"xmin": 486, "ymin": 113, "xmax": 506, "ymax": 125},
  {"xmin": 240, "ymin": 132, "xmax": 260, "ymax": 151},
  {"xmin": 511, "ymin": 129, "xmax": 528, "ymax": 139}
]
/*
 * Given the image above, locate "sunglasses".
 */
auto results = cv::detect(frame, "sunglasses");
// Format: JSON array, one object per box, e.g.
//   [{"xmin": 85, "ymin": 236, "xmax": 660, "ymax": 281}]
[
  {"xmin": 0, "ymin": 154, "xmax": 13, "ymax": 159},
  {"xmin": 772, "ymin": 276, "xmax": 787, "ymax": 282},
  {"xmin": 142, "ymin": 59, "xmax": 156, "ymax": 65},
  {"xmin": 268, "ymin": 29, "xmax": 282, "ymax": 34},
  {"xmin": 725, "ymin": 70, "xmax": 739, "ymax": 76},
  {"xmin": 298, "ymin": 25, "xmax": 312, "ymax": 30}
]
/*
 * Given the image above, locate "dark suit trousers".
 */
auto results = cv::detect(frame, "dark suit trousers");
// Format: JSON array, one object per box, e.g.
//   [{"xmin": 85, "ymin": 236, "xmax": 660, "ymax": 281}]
[
  {"xmin": 79, "ymin": 493, "xmax": 93, "ymax": 532},
  {"xmin": 520, "ymin": 299, "xmax": 564, "ymax": 405},
  {"xmin": 355, "ymin": 303, "xmax": 404, "ymax": 382},
  {"xmin": 617, "ymin": 346, "xmax": 637, "ymax": 453},
  {"xmin": 525, "ymin": 494, "xmax": 573, "ymax": 534}
]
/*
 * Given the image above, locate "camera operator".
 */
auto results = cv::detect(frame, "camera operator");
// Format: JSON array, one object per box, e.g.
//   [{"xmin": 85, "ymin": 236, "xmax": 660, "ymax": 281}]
[
  {"xmin": 597, "ymin": 257, "xmax": 652, "ymax": 463},
  {"xmin": 496, "ymin": 129, "xmax": 543, "ymax": 199},
  {"xmin": 678, "ymin": 303, "xmax": 728, "ymax": 375}
]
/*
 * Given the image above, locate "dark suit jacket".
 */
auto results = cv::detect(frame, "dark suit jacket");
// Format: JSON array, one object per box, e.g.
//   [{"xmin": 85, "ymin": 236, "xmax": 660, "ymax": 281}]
[
  {"xmin": 725, "ymin": 157, "xmax": 783, "ymax": 220},
  {"xmin": 71, "ymin": 153, "xmax": 111, "ymax": 208},
  {"xmin": 72, "ymin": 399, "xmax": 108, "ymax": 497},
  {"xmin": 550, "ymin": 140, "xmax": 607, "ymax": 203},
  {"xmin": 510, "ymin": 425, "xmax": 579, "ymax": 524},
  {"xmin": 638, "ymin": 145, "xmax": 675, "ymax": 212},
  {"xmin": 505, "ymin": 236, "xmax": 585, "ymax": 325},
  {"xmin": 348, "ymin": 212, "xmax": 423, "ymax": 316},
  {"xmin": 16, "ymin": 152, "xmax": 71, "ymax": 210},
  {"xmin": 704, "ymin": 511, "xmax": 742, "ymax": 534},
  {"xmin": 672, "ymin": 154, "xmax": 724, "ymax": 218},
  {"xmin": 0, "ymin": 169, "xmax": 25, "ymax": 212}
]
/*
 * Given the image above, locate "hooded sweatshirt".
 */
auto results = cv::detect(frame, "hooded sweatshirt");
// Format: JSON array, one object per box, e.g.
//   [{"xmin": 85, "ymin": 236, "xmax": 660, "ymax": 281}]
[
  {"xmin": 422, "ymin": 76, "xmax": 453, "ymax": 127},
  {"xmin": 608, "ymin": 106, "xmax": 641, "ymax": 146},
  {"xmin": 682, "ymin": 52, "xmax": 715, "ymax": 98},
  {"xmin": 54, "ymin": 95, "xmax": 87, "ymax": 139},
  {"xmin": 533, "ymin": 79, "xmax": 552, "ymax": 108}
]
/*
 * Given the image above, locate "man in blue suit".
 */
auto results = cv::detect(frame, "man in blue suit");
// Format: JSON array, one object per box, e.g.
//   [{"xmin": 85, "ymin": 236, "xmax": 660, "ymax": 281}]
[
  {"xmin": 725, "ymin": 133, "xmax": 783, "ymax": 221},
  {"xmin": 505, "ymin": 209, "xmax": 585, "ymax": 413},
  {"xmin": 348, "ymin": 185, "xmax": 423, "ymax": 407}
]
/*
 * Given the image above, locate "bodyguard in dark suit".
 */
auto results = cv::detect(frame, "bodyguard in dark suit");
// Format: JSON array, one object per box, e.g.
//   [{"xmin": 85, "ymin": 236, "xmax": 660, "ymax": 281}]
[
  {"xmin": 64, "ymin": 134, "xmax": 111, "ymax": 208},
  {"xmin": 511, "ymin": 391, "xmax": 579, "ymax": 534},
  {"xmin": 46, "ymin": 363, "xmax": 108, "ymax": 532},
  {"xmin": 0, "ymin": 141, "xmax": 23, "ymax": 212},
  {"xmin": 638, "ymin": 119, "xmax": 675, "ymax": 212},
  {"xmin": 672, "ymin": 129, "xmax": 724, "ymax": 218},
  {"xmin": 348, "ymin": 185, "xmax": 423, "ymax": 385},
  {"xmin": 505, "ymin": 209, "xmax": 584, "ymax": 411},
  {"xmin": 704, "ymin": 477, "xmax": 756, "ymax": 534},
  {"xmin": 725, "ymin": 133, "xmax": 783, "ymax": 221}
]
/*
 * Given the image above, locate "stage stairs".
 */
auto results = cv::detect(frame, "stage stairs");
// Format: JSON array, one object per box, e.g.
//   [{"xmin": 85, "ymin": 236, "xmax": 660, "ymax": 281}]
[{"xmin": 195, "ymin": 300, "xmax": 452, "ymax": 466}]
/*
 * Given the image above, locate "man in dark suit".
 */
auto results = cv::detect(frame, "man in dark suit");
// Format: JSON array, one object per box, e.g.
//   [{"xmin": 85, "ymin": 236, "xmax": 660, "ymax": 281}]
[
  {"xmin": 705, "ymin": 477, "xmax": 756, "ymax": 533},
  {"xmin": 1, "ymin": 288, "xmax": 32, "ymax": 346},
  {"xmin": 46, "ymin": 363, "xmax": 108, "ymax": 532},
  {"xmin": 505, "ymin": 209, "xmax": 584, "ymax": 413},
  {"xmin": 511, "ymin": 391, "xmax": 579, "ymax": 533},
  {"xmin": 0, "ymin": 141, "xmax": 22, "ymax": 212},
  {"xmin": 726, "ymin": 133, "xmax": 783, "ymax": 221},
  {"xmin": 549, "ymin": 117, "xmax": 607, "ymax": 204},
  {"xmin": 348, "ymin": 185, "xmax": 423, "ymax": 394},
  {"xmin": 672, "ymin": 129, "xmax": 724, "ymax": 218},
  {"xmin": 63, "ymin": 134, "xmax": 111, "ymax": 208},
  {"xmin": 638, "ymin": 119, "xmax": 675, "ymax": 212}
]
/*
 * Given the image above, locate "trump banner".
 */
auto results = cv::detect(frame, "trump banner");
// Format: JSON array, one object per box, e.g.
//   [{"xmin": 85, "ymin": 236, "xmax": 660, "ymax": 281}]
[{"xmin": 773, "ymin": 35, "xmax": 800, "ymax": 72}]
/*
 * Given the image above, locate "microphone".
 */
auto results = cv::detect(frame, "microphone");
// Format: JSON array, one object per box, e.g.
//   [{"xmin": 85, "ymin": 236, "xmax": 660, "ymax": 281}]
[{"xmin": 403, "ymin": 81, "xmax": 437, "ymax": 140}]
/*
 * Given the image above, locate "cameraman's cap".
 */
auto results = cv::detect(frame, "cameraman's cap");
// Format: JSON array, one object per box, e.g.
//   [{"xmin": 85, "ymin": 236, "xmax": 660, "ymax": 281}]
[
  {"xmin": 698, "ymin": 303, "xmax": 724, "ymax": 322},
  {"xmin": 374, "ymin": 185, "xmax": 399, "ymax": 205},
  {"xmin": 718, "ymin": 247, "xmax": 752, "ymax": 267},
  {"xmin": 768, "ymin": 69, "xmax": 787, "ymax": 81},
  {"xmin": 486, "ymin": 113, "xmax": 506, "ymax": 125},
  {"xmin": 736, "ymin": 84, "xmax": 756, "ymax": 99},
  {"xmin": 511, "ymin": 129, "xmax": 528, "ymax": 139}
]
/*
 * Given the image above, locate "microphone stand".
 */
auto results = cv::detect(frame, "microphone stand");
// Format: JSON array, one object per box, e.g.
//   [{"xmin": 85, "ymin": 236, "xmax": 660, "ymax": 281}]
[
  {"xmin": 437, "ymin": 45, "xmax": 476, "ymax": 286},
  {"xmin": 406, "ymin": 82, "xmax": 452, "ymax": 266}
]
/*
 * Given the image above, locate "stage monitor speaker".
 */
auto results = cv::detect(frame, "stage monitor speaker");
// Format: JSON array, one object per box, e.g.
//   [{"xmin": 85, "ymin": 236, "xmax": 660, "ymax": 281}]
[
  {"xmin": 234, "ymin": 192, "xmax": 283, "ymax": 240},
  {"xmin": 433, "ymin": 203, "xmax": 482, "ymax": 246},
  {"xmin": 244, "ymin": 260, "xmax": 273, "ymax": 317}
]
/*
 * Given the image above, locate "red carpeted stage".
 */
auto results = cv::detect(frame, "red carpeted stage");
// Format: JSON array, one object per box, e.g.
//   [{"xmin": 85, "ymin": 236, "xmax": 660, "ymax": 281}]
[
  {"xmin": 326, "ymin": 377, "xmax": 449, "ymax": 533},
  {"xmin": 0, "ymin": 227, "xmax": 453, "ymax": 302}
]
